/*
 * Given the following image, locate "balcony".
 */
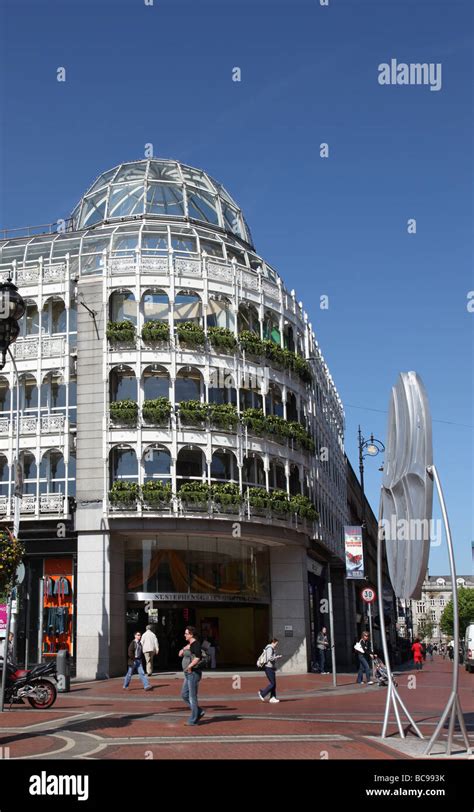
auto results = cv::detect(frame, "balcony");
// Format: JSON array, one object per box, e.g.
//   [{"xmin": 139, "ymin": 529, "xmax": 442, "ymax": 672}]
[
  {"xmin": 13, "ymin": 336, "xmax": 67, "ymax": 361},
  {"xmin": 0, "ymin": 494, "xmax": 66, "ymax": 515},
  {"xmin": 0, "ymin": 414, "xmax": 66, "ymax": 436}
]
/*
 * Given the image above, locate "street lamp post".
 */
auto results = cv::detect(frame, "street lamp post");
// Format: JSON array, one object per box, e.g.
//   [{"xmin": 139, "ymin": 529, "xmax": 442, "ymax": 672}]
[
  {"xmin": 357, "ymin": 427, "xmax": 385, "ymax": 652},
  {"xmin": 0, "ymin": 279, "xmax": 26, "ymax": 712}
]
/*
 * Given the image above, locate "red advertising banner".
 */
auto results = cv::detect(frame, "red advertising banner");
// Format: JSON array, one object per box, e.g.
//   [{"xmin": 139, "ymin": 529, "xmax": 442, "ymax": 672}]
[{"xmin": 344, "ymin": 526, "xmax": 365, "ymax": 579}]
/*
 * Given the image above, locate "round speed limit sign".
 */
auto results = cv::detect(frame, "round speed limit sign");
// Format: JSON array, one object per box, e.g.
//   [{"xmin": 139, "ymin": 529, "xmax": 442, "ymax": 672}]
[{"xmin": 361, "ymin": 587, "xmax": 376, "ymax": 604}]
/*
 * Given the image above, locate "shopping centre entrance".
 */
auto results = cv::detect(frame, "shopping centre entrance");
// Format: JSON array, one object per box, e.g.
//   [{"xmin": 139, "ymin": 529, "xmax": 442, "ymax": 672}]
[{"xmin": 125, "ymin": 601, "xmax": 269, "ymax": 669}]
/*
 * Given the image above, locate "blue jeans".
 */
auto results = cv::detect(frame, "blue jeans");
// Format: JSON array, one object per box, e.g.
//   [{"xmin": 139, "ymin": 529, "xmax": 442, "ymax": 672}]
[
  {"xmin": 260, "ymin": 667, "xmax": 276, "ymax": 698},
  {"xmin": 318, "ymin": 649, "xmax": 326, "ymax": 673},
  {"xmin": 357, "ymin": 654, "xmax": 371, "ymax": 683},
  {"xmin": 124, "ymin": 659, "xmax": 150, "ymax": 689},
  {"xmin": 182, "ymin": 670, "xmax": 202, "ymax": 724}
]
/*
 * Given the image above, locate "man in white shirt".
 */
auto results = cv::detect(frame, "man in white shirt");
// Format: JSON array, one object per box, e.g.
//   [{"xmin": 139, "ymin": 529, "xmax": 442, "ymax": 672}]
[{"xmin": 141, "ymin": 625, "xmax": 160, "ymax": 676}]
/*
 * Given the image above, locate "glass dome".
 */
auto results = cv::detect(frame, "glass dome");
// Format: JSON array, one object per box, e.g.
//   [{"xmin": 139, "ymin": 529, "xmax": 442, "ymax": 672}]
[{"xmin": 71, "ymin": 159, "xmax": 254, "ymax": 248}]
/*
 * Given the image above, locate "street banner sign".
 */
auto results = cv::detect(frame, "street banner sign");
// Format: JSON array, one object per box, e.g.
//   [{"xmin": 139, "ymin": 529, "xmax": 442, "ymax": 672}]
[{"xmin": 344, "ymin": 526, "xmax": 365, "ymax": 579}]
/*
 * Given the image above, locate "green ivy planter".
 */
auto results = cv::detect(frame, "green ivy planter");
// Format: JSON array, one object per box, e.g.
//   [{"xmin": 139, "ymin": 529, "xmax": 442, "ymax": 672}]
[
  {"xmin": 177, "ymin": 322, "xmax": 205, "ymax": 348},
  {"xmin": 179, "ymin": 482, "xmax": 210, "ymax": 511},
  {"xmin": 239, "ymin": 330, "xmax": 265, "ymax": 357},
  {"xmin": 179, "ymin": 400, "xmax": 207, "ymax": 426},
  {"xmin": 142, "ymin": 398, "xmax": 171, "ymax": 426},
  {"xmin": 209, "ymin": 403, "xmax": 238, "ymax": 430},
  {"xmin": 109, "ymin": 481, "xmax": 139, "ymax": 509},
  {"xmin": 141, "ymin": 321, "xmax": 170, "ymax": 344},
  {"xmin": 141, "ymin": 481, "xmax": 172, "ymax": 509},
  {"xmin": 211, "ymin": 483, "xmax": 242, "ymax": 512},
  {"xmin": 109, "ymin": 400, "xmax": 139, "ymax": 426},
  {"xmin": 106, "ymin": 321, "xmax": 136, "ymax": 345},
  {"xmin": 208, "ymin": 327, "xmax": 237, "ymax": 353}
]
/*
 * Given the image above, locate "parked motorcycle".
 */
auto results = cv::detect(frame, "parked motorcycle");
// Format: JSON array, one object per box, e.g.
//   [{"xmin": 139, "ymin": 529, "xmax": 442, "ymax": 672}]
[{"xmin": 2, "ymin": 661, "xmax": 57, "ymax": 709}]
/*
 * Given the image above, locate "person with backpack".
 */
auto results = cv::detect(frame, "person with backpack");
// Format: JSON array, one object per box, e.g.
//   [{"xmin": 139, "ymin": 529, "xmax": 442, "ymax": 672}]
[
  {"xmin": 179, "ymin": 626, "xmax": 205, "ymax": 725},
  {"xmin": 257, "ymin": 638, "xmax": 282, "ymax": 703}
]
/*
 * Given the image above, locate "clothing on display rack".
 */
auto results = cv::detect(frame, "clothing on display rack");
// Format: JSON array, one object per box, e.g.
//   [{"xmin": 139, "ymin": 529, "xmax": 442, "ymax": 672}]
[
  {"xmin": 44, "ymin": 576, "xmax": 55, "ymax": 598},
  {"xmin": 44, "ymin": 606, "xmax": 69, "ymax": 635},
  {"xmin": 53, "ymin": 576, "xmax": 70, "ymax": 602}
]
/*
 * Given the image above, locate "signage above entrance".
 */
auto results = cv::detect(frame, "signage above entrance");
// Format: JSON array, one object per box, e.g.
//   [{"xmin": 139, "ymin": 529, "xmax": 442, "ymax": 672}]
[{"xmin": 128, "ymin": 592, "xmax": 269, "ymax": 604}]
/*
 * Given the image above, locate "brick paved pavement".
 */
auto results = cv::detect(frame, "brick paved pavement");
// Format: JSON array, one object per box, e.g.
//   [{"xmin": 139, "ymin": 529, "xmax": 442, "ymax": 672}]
[{"xmin": 0, "ymin": 657, "xmax": 471, "ymax": 760}]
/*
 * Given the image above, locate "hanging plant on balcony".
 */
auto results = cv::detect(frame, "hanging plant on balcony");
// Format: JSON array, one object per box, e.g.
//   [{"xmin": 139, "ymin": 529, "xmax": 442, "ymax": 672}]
[
  {"xmin": 141, "ymin": 480, "xmax": 172, "ymax": 506},
  {"xmin": 142, "ymin": 397, "xmax": 171, "ymax": 425},
  {"xmin": 239, "ymin": 330, "xmax": 265, "ymax": 357},
  {"xmin": 289, "ymin": 494, "xmax": 319, "ymax": 521},
  {"xmin": 269, "ymin": 489, "xmax": 291, "ymax": 514},
  {"xmin": 141, "ymin": 320, "xmax": 170, "ymax": 344},
  {"xmin": 241, "ymin": 408, "xmax": 265, "ymax": 436},
  {"xmin": 264, "ymin": 414, "xmax": 290, "ymax": 442},
  {"xmin": 263, "ymin": 340, "xmax": 285, "ymax": 367},
  {"xmin": 178, "ymin": 481, "xmax": 210, "ymax": 504},
  {"xmin": 208, "ymin": 326, "xmax": 237, "ymax": 353},
  {"xmin": 0, "ymin": 529, "xmax": 25, "ymax": 594},
  {"xmin": 109, "ymin": 400, "xmax": 138, "ymax": 426},
  {"xmin": 106, "ymin": 321, "xmax": 136, "ymax": 344},
  {"xmin": 286, "ymin": 421, "xmax": 315, "ymax": 451},
  {"xmin": 211, "ymin": 482, "xmax": 242, "ymax": 507},
  {"xmin": 292, "ymin": 354, "xmax": 313, "ymax": 384},
  {"xmin": 209, "ymin": 403, "xmax": 238, "ymax": 430},
  {"xmin": 247, "ymin": 487, "xmax": 270, "ymax": 511},
  {"xmin": 179, "ymin": 400, "xmax": 208, "ymax": 426},
  {"xmin": 177, "ymin": 322, "xmax": 205, "ymax": 348},
  {"xmin": 109, "ymin": 480, "xmax": 139, "ymax": 507}
]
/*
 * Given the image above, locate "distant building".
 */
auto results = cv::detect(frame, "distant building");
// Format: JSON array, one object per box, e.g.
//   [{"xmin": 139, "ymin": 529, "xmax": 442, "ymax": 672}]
[{"xmin": 408, "ymin": 572, "xmax": 474, "ymax": 642}]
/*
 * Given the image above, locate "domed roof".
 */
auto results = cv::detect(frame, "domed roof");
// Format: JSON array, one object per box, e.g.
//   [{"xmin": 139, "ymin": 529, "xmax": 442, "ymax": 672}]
[{"xmin": 71, "ymin": 159, "xmax": 253, "ymax": 248}]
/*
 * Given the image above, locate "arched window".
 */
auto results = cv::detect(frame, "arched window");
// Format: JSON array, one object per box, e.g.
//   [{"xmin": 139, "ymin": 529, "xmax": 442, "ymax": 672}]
[
  {"xmin": 174, "ymin": 290, "xmax": 202, "ymax": 324},
  {"xmin": 21, "ymin": 451, "xmax": 37, "ymax": 495},
  {"xmin": 176, "ymin": 446, "xmax": 205, "ymax": 483},
  {"xmin": 289, "ymin": 465, "xmax": 300, "ymax": 495},
  {"xmin": 238, "ymin": 303, "xmax": 259, "ymax": 334},
  {"xmin": 0, "ymin": 454, "xmax": 8, "ymax": 496},
  {"xmin": 269, "ymin": 460, "xmax": 286, "ymax": 491},
  {"xmin": 109, "ymin": 290, "xmax": 137, "ymax": 325},
  {"xmin": 42, "ymin": 297, "xmax": 67, "ymax": 335},
  {"xmin": 109, "ymin": 446, "xmax": 138, "ymax": 484},
  {"xmin": 175, "ymin": 367, "xmax": 202, "ymax": 403},
  {"xmin": 0, "ymin": 377, "xmax": 10, "ymax": 413},
  {"xmin": 142, "ymin": 289, "xmax": 169, "ymax": 322},
  {"xmin": 265, "ymin": 383, "xmax": 283, "ymax": 417},
  {"xmin": 284, "ymin": 322, "xmax": 295, "ymax": 352},
  {"xmin": 242, "ymin": 454, "xmax": 265, "ymax": 488},
  {"xmin": 286, "ymin": 392, "xmax": 298, "ymax": 422},
  {"xmin": 143, "ymin": 444, "xmax": 171, "ymax": 483},
  {"xmin": 207, "ymin": 295, "xmax": 234, "ymax": 330},
  {"xmin": 208, "ymin": 370, "xmax": 236, "ymax": 405},
  {"xmin": 40, "ymin": 450, "xmax": 65, "ymax": 494},
  {"xmin": 41, "ymin": 372, "xmax": 66, "ymax": 411},
  {"xmin": 110, "ymin": 366, "xmax": 137, "ymax": 403},
  {"xmin": 19, "ymin": 299, "xmax": 39, "ymax": 337},
  {"xmin": 211, "ymin": 449, "xmax": 238, "ymax": 482},
  {"xmin": 143, "ymin": 365, "xmax": 169, "ymax": 400},
  {"xmin": 239, "ymin": 385, "xmax": 262, "ymax": 412},
  {"xmin": 15, "ymin": 374, "xmax": 38, "ymax": 412},
  {"xmin": 263, "ymin": 310, "xmax": 281, "ymax": 345}
]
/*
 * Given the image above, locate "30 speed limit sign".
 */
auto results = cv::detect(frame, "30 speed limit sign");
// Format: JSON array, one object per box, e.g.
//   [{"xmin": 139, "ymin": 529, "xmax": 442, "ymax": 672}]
[{"xmin": 361, "ymin": 587, "xmax": 376, "ymax": 604}]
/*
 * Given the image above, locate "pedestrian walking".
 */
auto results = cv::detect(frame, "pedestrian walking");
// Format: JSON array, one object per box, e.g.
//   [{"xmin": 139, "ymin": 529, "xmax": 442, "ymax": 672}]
[
  {"xmin": 412, "ymin": 638, "xmax": 423, "ymax": 671},
  {"xmin": 179, "ymin": 626, "xmax": 205, "ymax": 726},
  {"xmin": 355, "ymin": 632, "xmax": 374, "ymax": 685},
  {"xmin": 141, "ymin": 625, "xmax": 159, "ymax": 676},
  {"xmin": 258, "ymin": 638, "xmax": 282, "ymax": 702},
  {"xmin": 421, "ymin": 642, "xmax": 426, "ymax": 662},
  {"xmin": 448, "ymin": 643, "xmax": 454, "ymax": 662},
  {"xmin": 427, "ymin": 642, "xmax": 433, "ymax": 662},
  {"xmin": 316, "ymin": 626, "xmax": 330, "ymax": 674},
  {"xmin": 123, "ymin": 632, "xmax": 153, "ymax": 690}
]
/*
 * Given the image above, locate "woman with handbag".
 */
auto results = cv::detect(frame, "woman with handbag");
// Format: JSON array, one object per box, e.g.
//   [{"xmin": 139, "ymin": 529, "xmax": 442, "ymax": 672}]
[
  {"xmin": 355, "ymin": 632, "xmax": 374, "ymax": 685},
  {"xmin": 258, "ymin": 638, "xmax": 282, "ymax": 703}
]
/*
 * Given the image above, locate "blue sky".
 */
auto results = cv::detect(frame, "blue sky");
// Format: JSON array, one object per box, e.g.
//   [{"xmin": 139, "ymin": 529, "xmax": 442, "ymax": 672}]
[{"xmin": 1, "ymin": 0, "xmax": 472, "ymax": 573}]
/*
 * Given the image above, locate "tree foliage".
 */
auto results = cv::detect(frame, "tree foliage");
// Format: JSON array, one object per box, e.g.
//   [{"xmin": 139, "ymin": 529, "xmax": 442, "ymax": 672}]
[{"xmin": 440, "ymin": 587, "xmax": 474, "ymax": 637}]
